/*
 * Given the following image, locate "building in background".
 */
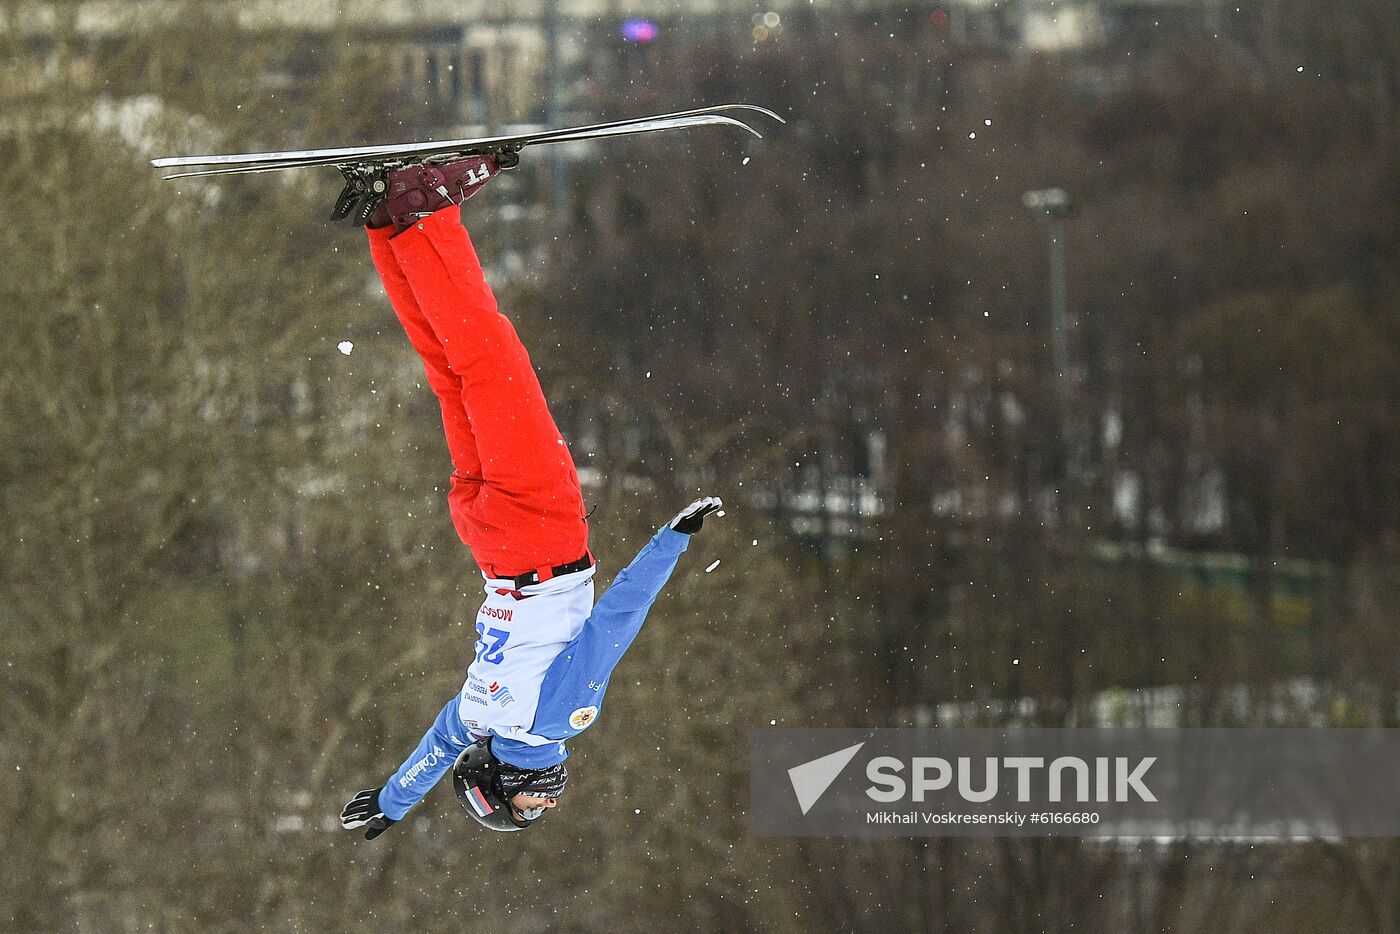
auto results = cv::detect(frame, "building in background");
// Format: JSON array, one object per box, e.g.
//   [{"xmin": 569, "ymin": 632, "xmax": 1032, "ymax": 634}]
[{"xmin": 7, "ymin": 0, "xmax": 1229, "ymax": 126}]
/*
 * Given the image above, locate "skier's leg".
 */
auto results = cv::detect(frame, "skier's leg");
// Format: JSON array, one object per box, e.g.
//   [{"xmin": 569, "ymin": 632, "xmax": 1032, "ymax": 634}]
[
  {"xmin": 388, "ymin": 208, "xmax": 588, "ymax": 576},
  {"xmin": 367, "ymin": 227, "xmax": 487, "ymax": 538}
]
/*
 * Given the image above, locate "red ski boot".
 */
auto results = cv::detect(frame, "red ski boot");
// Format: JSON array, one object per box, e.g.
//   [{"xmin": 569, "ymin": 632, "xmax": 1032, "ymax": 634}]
[{"xmin": 334, "ymin": 154, "xmax": 504, "ymax": 231}]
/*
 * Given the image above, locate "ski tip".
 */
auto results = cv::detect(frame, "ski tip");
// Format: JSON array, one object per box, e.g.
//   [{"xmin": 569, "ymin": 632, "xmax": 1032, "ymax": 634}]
[
  {"xmin": 729, "ymin": 119, "xmax": 765, "ymax": 140},
  {"xmin": 726, "ymin": 104, "xmax": 787, "ymax": 125}
]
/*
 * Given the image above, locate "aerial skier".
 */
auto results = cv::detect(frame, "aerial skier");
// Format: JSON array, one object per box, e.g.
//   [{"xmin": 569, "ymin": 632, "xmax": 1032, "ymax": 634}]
[{"xmin": 337, "ymin": 156, "xmax": 721, "ymax": 836}]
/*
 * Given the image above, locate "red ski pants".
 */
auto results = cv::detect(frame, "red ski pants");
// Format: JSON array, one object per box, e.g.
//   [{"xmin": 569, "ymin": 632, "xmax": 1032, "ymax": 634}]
[{"xmin": 367, "ymin": 208, "xmax": 588, "ymax": 578}]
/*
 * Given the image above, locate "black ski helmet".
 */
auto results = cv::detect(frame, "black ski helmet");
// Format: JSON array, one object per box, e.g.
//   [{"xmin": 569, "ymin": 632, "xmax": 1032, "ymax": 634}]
[{"xmin": 451, "ymin": 738, "xmax": 540, "ymax": 832}]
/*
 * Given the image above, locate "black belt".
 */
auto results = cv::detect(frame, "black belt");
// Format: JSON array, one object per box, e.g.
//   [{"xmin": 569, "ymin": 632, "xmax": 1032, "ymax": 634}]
[{"xmin": 504, "ymin": 551, "xmax": 594, "ymax": 589}]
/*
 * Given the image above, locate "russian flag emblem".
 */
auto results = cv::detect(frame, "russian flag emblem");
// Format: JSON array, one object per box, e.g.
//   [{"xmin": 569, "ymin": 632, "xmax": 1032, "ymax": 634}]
[{"xmin": 465, "ymin": 784, "xmax": 494, "ymax": 818}]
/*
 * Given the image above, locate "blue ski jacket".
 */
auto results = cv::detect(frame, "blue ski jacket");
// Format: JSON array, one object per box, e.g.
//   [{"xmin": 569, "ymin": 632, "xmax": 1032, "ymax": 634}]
[{"xmin": 378, "ymin": 525, "xmax": 690, "ymax": 820}]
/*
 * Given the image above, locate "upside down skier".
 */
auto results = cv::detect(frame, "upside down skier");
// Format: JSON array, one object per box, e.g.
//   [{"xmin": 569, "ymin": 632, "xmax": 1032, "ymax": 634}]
[{"xmin": 338, "ymin": 156, "xmax": 721, "ymax": 836}]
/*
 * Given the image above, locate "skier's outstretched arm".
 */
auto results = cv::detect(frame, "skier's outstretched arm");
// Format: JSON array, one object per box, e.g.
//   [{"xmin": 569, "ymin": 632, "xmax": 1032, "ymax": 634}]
[
  {"xmin": 494, "ymin": 497, "xmax": 722, "ymax": 766},
  {"xmin": 340, "ymin": 697, "xmax": 474, "ymax": 839},
  {"xmin": 586, "ymin": 497, "xmax": 722, "ymax": 627}
]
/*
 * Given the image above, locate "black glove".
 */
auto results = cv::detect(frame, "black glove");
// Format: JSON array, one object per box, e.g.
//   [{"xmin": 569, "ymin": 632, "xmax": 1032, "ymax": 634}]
[
  {"xmin": 340, "ymin": 788, "xmax": 397, "ymax": 840},
  {"xmin": 669, "ymin": 496, "xmax": 723, "ymax": 535}
]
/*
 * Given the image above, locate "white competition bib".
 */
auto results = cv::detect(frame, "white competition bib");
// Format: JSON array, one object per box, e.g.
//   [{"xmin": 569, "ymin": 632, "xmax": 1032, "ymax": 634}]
[{"xmin": 457, "ymin": 566, "xmax": 595, "ymax": 745}]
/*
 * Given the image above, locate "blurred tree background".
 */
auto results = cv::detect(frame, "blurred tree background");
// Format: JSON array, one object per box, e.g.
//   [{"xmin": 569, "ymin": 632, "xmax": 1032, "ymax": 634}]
[{"xmin": 2, "ymin": 0, "xmax": 1399, "ymax": 931}]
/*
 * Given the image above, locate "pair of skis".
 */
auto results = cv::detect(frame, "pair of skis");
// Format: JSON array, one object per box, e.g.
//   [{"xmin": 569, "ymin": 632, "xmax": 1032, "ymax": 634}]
[
  {"xmin": 152, "ymin": 103, "xmax": 782, "ymax": 224},
  {"xmin": 152, "ymin": 104, "xmax": 782, "ymax": 179}
]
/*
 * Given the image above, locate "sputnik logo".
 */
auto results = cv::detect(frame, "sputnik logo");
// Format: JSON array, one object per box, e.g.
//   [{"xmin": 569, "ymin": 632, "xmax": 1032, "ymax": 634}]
[{"xmin": 787, "ymin": 742, "xmax": 866, "ymax": 815}]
